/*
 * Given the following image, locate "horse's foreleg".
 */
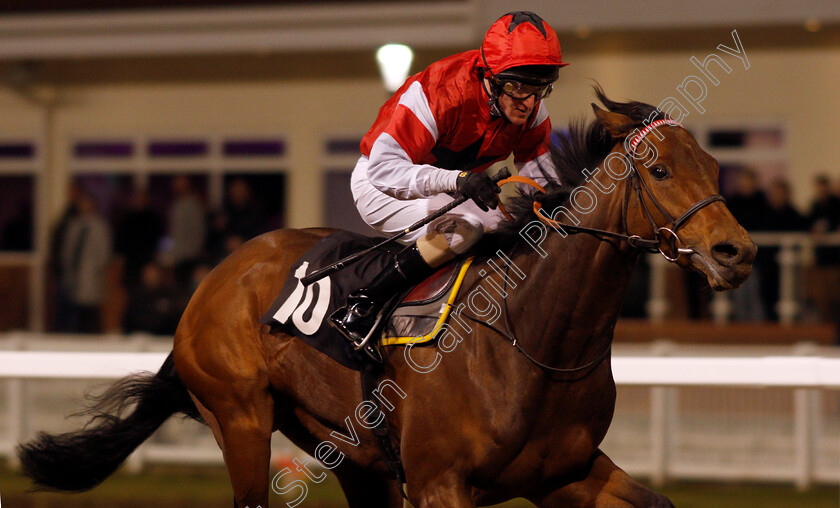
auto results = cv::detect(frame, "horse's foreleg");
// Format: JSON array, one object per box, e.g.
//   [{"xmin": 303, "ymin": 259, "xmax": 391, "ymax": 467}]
[{"xmin": 531, "ymin": 450, "xmax": 673, "ymax": 508}]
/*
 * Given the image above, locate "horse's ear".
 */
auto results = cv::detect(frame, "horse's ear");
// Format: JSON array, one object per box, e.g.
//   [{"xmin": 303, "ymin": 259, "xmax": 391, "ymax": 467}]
[{"xmin": 591, "ymin": 103, "xmax": 637, "ymax": 139}]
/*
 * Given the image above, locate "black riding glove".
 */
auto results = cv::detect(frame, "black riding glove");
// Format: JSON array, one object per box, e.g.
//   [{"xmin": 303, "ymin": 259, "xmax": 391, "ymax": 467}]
[{"xmin": 455, "ymin": 171, "xmax": 500, "ymax": 212}]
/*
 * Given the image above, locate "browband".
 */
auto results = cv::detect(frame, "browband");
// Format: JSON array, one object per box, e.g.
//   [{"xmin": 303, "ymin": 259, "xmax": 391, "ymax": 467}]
[{"xmin": 628, "ymin": 118, "xmax": 681, "ymax": 155}]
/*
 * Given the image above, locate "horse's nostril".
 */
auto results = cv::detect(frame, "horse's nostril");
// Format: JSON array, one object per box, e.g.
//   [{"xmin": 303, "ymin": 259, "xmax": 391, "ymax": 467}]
[{"xmin": 711, "ymin": 242, "xmax": 741, "ymax": 265}]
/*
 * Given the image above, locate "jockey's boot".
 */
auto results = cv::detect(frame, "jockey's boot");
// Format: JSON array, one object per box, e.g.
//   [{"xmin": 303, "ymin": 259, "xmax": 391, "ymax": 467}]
[{"xmin": 330, "ymin": 244, "xmax": 435, "ymax": 347}]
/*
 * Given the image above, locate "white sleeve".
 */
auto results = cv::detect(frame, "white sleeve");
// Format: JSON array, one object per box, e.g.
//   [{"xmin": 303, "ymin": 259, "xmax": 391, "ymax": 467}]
[{"xmin": 367, "ymin": 133, "xmax": 460, "ymax": 200}]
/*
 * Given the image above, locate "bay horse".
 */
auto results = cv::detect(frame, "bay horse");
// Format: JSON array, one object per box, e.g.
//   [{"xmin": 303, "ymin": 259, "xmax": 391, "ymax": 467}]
[{"xmin": 18, "ymin": 90, "xmax": 755, "ymax": 507}]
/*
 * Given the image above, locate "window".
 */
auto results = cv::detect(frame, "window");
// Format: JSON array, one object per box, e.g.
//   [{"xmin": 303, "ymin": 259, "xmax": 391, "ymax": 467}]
[
  {"xmin": 74, "ymin": 140, "xmax": 134, "ymax": 158},
  {"xmin": 700, "ymin": 125, "xmax": 787, "ymax": 196},
  {"xmin": 224, "ymin": 139, "xmax": 286, "ymax": 157},
  {"xmin": 0, "ymin": 175, "xmax": 34, "ymax": 251},
  {"xmin": 323, "ymin": 170, "xmax": 377, "ymax": 236},
  {"xmin": 148, "ymin": 140, "xmax": 208, "ymax": 158},
  {"xmin": 147, "ymin": 173, "xmax": 209, "ymax": 218},
  {"xmin": 322, "ymin": 136, "xmax": 377, "ymax": 236},
  {"xmin": 72, "ymin": 173, "xmax": 135, "ymax": 223},
  {"xmin": 0, "ymin": 141, "xmax": 38, "ymax": 253},
  {"xmin": 68, "ymin": 134, "xmax": 288, "ymax": 255},
  {"xmin": 221, "ymin": 172, "xmax": 286, "ymax": 235},
  {"xmin": 0, "ymin": 138, "xmax": 40, "ymax": 331}
]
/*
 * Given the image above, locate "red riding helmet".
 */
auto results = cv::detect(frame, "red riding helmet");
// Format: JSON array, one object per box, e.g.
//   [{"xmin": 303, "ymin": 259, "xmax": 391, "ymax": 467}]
[{"xmin": 480, "ymin": 11, "xmax": 568, "ymax": 85}]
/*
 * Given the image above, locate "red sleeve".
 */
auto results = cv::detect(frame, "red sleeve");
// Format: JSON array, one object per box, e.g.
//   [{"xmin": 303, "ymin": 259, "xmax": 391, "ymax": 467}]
[{"xmin": 361, "ymin": 69, "xmax": 460, "ymax": 162}]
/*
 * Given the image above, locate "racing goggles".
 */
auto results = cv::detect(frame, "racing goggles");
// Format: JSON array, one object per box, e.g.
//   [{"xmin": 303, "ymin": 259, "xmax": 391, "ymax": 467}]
[{"xmin": 494, "ymin": 79, "xmax": 553, "ymax": 101}]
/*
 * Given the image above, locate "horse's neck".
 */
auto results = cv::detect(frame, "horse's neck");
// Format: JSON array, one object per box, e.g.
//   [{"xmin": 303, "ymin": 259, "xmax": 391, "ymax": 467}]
[{"xmin": 508, "ymin": 177, "xmax": 639, "ymax": 367}]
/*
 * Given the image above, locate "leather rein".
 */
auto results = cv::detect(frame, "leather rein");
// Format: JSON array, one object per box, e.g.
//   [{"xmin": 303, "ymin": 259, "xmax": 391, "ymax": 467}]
[
  {"xmin": 500, "ymin": 119, "xmax": 725, "ymax": 262},
  {"xmin": 483, "ymin": 119, "xmax": 725, "ymax": 375}
]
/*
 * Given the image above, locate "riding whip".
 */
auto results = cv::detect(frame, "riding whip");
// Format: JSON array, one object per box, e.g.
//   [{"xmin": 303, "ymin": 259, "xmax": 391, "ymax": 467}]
[{"xmin": 301, "ymin": 167, "xmax": 511, "ymax": 286}]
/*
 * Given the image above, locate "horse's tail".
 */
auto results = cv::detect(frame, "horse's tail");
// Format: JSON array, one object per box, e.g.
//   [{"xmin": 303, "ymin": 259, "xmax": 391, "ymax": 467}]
[{"xmin": 16, "ymin": 351, "xmax": 203, "ymax": 492}]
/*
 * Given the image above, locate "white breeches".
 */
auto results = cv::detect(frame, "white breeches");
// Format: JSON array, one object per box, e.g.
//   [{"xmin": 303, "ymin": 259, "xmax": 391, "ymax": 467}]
[{"xmin": 350, "ymin": 156, "xmax": 506, "ymax": 258}]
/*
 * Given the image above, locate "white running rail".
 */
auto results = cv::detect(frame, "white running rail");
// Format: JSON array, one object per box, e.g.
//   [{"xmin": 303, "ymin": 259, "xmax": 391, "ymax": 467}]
[
  {"xmin": 0, "ymin": 334, "xmax": 838, "ymax": 489},
  {"xmin": 0, "ymin": 350, "xmax": 839, "ymax": 387}
]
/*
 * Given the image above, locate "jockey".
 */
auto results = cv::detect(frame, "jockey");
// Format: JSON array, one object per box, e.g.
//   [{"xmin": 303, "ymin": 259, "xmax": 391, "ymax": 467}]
[{"xmin": 331, "ymin": 11, "xmax": 568, "ymax": 345}]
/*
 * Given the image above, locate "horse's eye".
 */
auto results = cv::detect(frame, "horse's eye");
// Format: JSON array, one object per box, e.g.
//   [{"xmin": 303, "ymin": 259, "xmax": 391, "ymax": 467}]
[{"xmin": 650, "ymin": 165, "xmax": 670, "ymax": 181}]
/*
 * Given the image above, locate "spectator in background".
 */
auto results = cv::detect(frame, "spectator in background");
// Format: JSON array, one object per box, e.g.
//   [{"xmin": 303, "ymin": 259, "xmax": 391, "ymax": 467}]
[
  {"xmin": 225, "ymin": 177, "xmax": 264, "ymax": 241},
  {"xmin": 726, "ymin": 167, "xmax": 769, "ymax": 231},
  {"xmin": 59, "ymin": 192, "xmax": 112, "ymax": 333},
  {"xmin": 725, "ymin": 168, "xmax": 767, "ymax": 321},
  {"xmin": 806, "ymin": 175, "xmax": 840, "ymax": 324},
  {"xmin": 49, "ymin": 185, "xmax": 82, "ymax": 331},
  {"xmin": 187, "ymin": 259, "xmax": 213, "ymax": 296},
  {"xmin": 207, "ymin": 178, "xmax": 264, "ymax": 264},
  {"xmin": 205, "ymin": 209, "xmax": 229, "ymax": 265},
  {"xmin": 808, "ymin": 175, "xmax": 840, "ymax": 237},
  {"xmin": 760, "ymin": 178, "xmax": 808, "ymax": 320},
  {"xmin": 123, "ymin": 262, "xmax": 179, "ymax": 335},
  {"xmin": 167, "ymin": 175, "xmax": 206, "ymax": 289},
  {"xmin": 174, "ymin": 257, "xmax": 215, "ymax": 315},
  {"xmin": 114, "ymin": 189, "xmax": 164, "ymax": 289},
  {"xmin": 765, "ymin": 179, "xmax": 808, "ymax": 232},
  {"xmin": 164, "ymin": 258, "xmax": 215, "ymax": 331}
]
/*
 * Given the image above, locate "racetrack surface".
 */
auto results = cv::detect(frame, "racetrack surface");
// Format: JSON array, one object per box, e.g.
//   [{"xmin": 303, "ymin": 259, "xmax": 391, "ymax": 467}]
[{"xmin": 0, "ymin": 465, "xmax": 836, "ymax": 507}]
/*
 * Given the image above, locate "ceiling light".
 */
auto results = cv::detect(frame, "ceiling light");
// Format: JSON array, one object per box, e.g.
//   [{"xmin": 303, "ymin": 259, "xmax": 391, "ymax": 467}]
[
  {"xmin": 376, "ymin": 44, "xmax": 414, "ymax": 93},
  {"xmin": 804, "ymin": 18, "xmax": 821, "ymax": 32}
]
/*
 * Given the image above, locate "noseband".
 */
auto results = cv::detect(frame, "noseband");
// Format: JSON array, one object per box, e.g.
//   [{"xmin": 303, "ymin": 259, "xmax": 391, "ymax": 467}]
[{"xmin": 522, "ymin": 118, "xmax": 725, "ymax": 262}]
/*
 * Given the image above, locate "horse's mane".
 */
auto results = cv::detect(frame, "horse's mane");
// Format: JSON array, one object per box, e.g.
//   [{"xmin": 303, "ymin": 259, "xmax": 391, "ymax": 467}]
[{"xmin": 480, "ymin": 85, "xmax": 667, "ymax": 251}]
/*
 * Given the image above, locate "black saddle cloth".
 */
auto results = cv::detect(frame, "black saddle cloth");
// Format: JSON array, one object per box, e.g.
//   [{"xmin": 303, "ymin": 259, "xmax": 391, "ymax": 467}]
[{"xmin": 260, "ymin": 230, "xmax": 400, "ymax": 370}]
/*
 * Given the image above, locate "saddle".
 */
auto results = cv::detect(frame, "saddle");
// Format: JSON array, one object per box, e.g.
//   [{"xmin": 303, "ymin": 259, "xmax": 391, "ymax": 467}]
[
  {"xmin": 380, "ymin": 258, "xmax": 473, "ymax": 347},
  {"xmin": 260, "ymin": 231, "xmax": 472, "ymax": 370}
]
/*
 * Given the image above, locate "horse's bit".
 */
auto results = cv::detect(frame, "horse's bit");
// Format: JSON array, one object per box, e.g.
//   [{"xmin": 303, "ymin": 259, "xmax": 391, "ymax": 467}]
[{"xmin": 523, "ymin": 118, "xmax": 725, "ymax": 262}]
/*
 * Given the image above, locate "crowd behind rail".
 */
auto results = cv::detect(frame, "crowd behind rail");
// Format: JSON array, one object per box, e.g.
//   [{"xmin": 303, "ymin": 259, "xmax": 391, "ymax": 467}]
[
  {"xmin": 49, "ymin": 175, "xmax": 270, "ymax": 336},
  {"xmin": 41, "ymin": 169, "xmax": 840, "ymax": 339},
  {"xmin": 728, "ymin": 171, "xmax": 839, "ymax": 320}
]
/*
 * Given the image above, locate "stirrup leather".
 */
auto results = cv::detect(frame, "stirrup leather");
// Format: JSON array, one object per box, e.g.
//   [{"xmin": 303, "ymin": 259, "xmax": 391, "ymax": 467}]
[{"xmin": 330, "ymin": 244, "xmax": 435, "ymax": 359}]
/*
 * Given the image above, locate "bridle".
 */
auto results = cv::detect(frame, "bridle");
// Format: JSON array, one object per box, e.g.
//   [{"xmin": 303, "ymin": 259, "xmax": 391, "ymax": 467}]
[
  {"xmin": 509, "ymin": 118, "xmax": 725, "ymax": 263},
  {"xmin": 479, "ymin": 119, "xmax": 725, "ymax": 375},
  {"xmin": 460, "ymin": 119, "xmax": 727, "ymax": 376}
]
